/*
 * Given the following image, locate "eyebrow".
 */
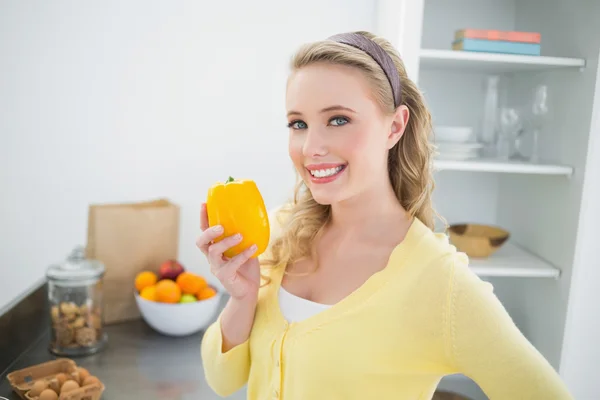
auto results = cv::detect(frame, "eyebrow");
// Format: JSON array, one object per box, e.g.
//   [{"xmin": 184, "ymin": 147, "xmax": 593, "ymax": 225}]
[{"xmin": 286, "ymin": 105, "xmax": 357, "ymax": 117}]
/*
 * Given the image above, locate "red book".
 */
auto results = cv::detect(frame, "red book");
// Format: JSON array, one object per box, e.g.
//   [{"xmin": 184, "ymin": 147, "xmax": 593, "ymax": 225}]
[{"xmin": 455, "ymin": 29, "xmax": 541, "ymax": 44}]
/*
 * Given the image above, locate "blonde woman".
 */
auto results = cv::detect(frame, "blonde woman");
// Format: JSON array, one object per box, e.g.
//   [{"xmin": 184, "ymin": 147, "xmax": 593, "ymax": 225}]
[{"xmin": 197, "ymin": 31, "xmax": 572, "ymax": 400}]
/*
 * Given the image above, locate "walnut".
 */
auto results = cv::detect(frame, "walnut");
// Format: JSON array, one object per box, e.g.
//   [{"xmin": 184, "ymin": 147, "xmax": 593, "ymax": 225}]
[
  {"xmin": 53, "ymin": 316, "xmax": 68, "ymax": 329},
  {"xmin": 60, "ymin": 302, "xmax": 79, "ymax": 320},
  {"xmin": 72, "ymin": 317, "xmax": 86, "ymax": 329},
  {"xmin": 59, "ymin": 301, "xmax": 77, "ymax": 314},
  {"xmin": 55, "ymin": 325, "xmax": 74, "ymax": 346},
  {"xmin": 79, "ymin": 304, "xmax": 89, "ymax": 316},
  {"xmin": 51, "ymin": 306, "xmax": 59, "ymax": 323},
  {"xmin": 75, "ymin": 327, "xmax": 97, "ymax": 347}
]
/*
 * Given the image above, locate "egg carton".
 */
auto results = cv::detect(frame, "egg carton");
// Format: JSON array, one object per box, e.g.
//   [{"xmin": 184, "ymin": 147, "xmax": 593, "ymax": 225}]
[{"xmin": 6, "ymin": 358, "xmax": 105, "ymax": 400}]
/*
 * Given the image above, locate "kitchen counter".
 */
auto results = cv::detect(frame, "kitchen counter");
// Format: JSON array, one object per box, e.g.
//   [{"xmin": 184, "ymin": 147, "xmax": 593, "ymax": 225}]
[
  {"xmin": 0, "ymin": 298, "xmax": 246, "ymax": 400},
  {"xmin": 0, "ymin": 285, "xmax": 486, "ymax": 400}
]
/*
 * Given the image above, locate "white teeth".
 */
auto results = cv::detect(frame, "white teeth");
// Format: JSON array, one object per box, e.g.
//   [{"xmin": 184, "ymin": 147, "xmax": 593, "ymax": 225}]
[{"xmin": 309, "ymin": 165, "xmax": 344, "ymax": 178}]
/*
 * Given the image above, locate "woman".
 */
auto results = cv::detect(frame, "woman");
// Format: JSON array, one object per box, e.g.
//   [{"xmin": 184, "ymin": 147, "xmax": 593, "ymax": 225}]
[{"xmin": 198, "ymin": 31, "xmax": 572, "ymax": 400}]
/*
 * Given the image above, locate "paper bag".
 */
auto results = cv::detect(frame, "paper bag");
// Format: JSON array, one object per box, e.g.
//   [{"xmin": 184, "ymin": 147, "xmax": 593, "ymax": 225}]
[{"xmin": 86, "ymin": 199, "xmax": 180, "ymax": 324}]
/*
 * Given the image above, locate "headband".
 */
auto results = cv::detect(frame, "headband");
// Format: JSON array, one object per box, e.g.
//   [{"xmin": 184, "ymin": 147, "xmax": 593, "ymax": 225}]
[{"xmin": 328, "ymin": 32, "xmax": 402, "ymax": 108}]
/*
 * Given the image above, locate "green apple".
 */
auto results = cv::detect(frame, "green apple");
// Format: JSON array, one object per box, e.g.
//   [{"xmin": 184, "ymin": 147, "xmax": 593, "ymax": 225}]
[{"xmin": 179, "ymin": 294, "xmax": 197, "ymax": 304}]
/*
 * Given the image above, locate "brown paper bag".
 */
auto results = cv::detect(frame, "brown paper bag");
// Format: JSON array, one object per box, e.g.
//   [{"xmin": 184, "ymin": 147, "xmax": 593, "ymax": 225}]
[{"xmin": 86, "ymin": 198, "xmax": 180, "ymax": 324}]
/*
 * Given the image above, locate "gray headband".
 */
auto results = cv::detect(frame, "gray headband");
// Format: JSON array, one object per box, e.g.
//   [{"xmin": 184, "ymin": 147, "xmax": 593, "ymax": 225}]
[{"xmin": 328, "ymin": 32, "xmax": 402, "ymax": 108}]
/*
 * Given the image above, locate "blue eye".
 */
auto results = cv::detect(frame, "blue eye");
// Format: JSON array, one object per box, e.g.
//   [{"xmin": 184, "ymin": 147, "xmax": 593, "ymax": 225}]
[
  {"xmin": 288, "ymin": 120, "xmax": 307, "ymax": 130},
  {"xmin": 330, "ymin": 116, "xmax": 349, "ymax": 126}
]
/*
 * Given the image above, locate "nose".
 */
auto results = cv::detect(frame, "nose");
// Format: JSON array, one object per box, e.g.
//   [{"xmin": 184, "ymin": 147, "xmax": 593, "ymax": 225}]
[{"xmin": 302, "ymin": 127, "xmax": 328, "ymax": 158}]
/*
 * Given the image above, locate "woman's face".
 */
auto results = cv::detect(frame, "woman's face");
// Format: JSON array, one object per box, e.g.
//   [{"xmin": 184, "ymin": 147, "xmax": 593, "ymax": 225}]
[{"xmin": 286, "ymin": 62, "xmax": 407, "ymax": 205}]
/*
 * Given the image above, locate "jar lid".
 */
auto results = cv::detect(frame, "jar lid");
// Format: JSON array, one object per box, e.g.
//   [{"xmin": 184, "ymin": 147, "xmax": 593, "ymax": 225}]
[{"xmin": 46, "ymin": 246, "xmax": 105, "ymax": 281}]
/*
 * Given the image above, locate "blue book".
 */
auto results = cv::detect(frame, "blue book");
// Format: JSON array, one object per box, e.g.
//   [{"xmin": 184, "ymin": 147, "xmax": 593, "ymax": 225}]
[{"xmin": 452, "ymin": 38, "xmax": 541, "ymax": 56}]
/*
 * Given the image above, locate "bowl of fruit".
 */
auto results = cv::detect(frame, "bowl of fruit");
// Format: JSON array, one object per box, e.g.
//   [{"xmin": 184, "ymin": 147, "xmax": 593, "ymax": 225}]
[{"xmin": 134, "ymin": 260, "xmax": 223, "ymax": 337}]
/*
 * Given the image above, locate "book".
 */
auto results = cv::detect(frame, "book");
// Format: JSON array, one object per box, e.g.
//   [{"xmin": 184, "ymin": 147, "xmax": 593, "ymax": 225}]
[
  {"xmin": 455, "ymin": 29, "xmax": 541, "ymax": 44},
  {"xmin": 452, "ymin": 38, "xmax": 541, "ymax": 56}
]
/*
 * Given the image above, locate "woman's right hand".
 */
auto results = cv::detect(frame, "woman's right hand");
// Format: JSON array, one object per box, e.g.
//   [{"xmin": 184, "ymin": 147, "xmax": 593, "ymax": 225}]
[{"xmin": 196, "ymin": 203, "xmax": 261, "ymax": 303}]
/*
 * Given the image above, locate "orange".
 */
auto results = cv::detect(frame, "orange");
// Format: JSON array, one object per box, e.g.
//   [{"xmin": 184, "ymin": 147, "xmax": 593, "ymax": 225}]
[
  {"xmin": 197, "ymin": 286, "xmax": 217, "ymax": 301},
  {"xmin": 176, "ymin": 272, "xmax": 208, "ymax": 295},
  {"xmin": 155, "ymin": 279, "xmax": 182, "ymax": 303},
  {"xmin": 140, "ymin": 285, "xmax": 157, "ymax": 301},
  {"xmin": 135, "ymin": 271, "xmax": 158, "ymax": 292}
]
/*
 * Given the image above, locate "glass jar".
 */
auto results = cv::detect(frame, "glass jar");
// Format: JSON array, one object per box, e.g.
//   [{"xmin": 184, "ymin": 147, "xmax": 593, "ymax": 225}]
[{"xmin": 47, "ymin": 246, "xmax": 107, "ymax": 356}]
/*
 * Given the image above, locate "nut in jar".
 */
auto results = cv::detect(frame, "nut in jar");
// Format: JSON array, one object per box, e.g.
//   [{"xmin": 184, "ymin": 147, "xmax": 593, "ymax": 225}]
[
  {"xmin": 51, "ymin": 301, "xmax": 103, "ymax": 348},
  {"xmin": 46, "ymin": 247, "xmax": 107, "ymax": 356}
]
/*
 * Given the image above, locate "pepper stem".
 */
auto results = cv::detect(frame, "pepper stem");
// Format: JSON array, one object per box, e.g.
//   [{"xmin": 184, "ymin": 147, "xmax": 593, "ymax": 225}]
[{"xmin": 226, "ymin": 176, "xmax": 235, "ymax": 183}]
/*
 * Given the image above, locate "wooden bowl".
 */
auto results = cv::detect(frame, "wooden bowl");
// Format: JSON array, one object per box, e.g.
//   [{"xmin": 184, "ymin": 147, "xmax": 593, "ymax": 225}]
[{"xmin": 448, "ymin": 223, "xmax": 509, "ymax": 258}]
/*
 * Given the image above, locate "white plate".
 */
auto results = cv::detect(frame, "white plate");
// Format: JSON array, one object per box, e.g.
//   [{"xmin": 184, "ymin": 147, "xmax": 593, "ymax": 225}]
[
  {"xmin": 435, "ymin": 126, "xmax": 474, "ymax": 143},
  {"xmin": 437, "ymin": 152, "xmax": 480, "ymax": 160},
  {"xmin": 438, "ymin": 148, "xmax": 481, "ymax": 155},
  {"xmin": 436, "ymin": 141, "xmax": 483, "ymax": 149}
]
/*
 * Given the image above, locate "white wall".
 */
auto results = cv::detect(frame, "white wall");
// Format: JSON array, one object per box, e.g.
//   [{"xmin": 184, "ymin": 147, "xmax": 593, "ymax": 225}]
[{"xmin": 0, "ymin": 0, "xmax": 377, "ymax": 311}]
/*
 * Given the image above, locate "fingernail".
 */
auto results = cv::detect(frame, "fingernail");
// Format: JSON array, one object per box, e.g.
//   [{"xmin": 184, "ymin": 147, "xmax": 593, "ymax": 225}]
[
  {"xmin": 234, "ymin": 233, "xmax": 243, "ymax": 241},
  {"xmin": 212, "ymin": 225, "xmax": 223, "ymax": 233},
  {"xmin": 249, "ymin": 244, "xmax": 258, "ymax": 253}
]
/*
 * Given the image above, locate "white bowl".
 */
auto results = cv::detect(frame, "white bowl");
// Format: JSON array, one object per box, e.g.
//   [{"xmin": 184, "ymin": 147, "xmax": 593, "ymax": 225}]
[
  {"xmin": 134, "ymin": 288, "xmax": 223, "ymax": 337},
  {"xmin": 435, "ymin": 126, "xmax": 474, "ymax": 143}
]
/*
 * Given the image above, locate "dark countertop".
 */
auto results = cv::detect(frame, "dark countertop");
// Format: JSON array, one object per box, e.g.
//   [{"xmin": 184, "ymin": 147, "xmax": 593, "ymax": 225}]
[
  {"xmin": 0, "ymin": 303, "xmax": 246, "ymax": 400},
  {"xmin": 0, "ymin": 286, "xmax": 486, "ymax": 400}
]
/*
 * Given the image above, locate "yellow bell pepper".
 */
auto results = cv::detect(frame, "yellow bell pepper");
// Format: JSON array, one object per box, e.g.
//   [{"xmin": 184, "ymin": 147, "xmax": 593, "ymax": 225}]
[{"xmin": 206, "ymin": 176, "xmax": 270, "ymax": 259}]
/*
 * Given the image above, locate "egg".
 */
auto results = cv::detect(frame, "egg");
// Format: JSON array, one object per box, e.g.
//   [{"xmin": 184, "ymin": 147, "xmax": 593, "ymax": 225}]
[
  {"xmin": 60, "ymin": 379, "xmax": 80, "ymax": 394},
  {"xmin": 47, "ymin": 378, "xmax": 61, "ymax": 395},
  {"xmin": 39, "ymin": 389, "xmax": 59, "ymax": 400},
  {"xmin": 55, "ymin": 373, "xmax": 68, "ymax": 387},
  {"xmin": 69, "ymin": 371, "xmax": 80, "ymax": 384},
  {"xmin": 77, "ymin": 367, "xmax": 90, "ymax": 384},
  {"xmin": 29, "ymin": 380, "xmax": 48, "ymax": 397},
  {"xmin": 82, "ymin": 375, "xmax": 100, "ymax": 386}
]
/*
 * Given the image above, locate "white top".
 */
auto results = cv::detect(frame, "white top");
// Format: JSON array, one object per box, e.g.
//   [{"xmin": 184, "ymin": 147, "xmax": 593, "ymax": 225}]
[{"xmin": 278, "ymin": 286, "xmax": 332, "ymax": 323}]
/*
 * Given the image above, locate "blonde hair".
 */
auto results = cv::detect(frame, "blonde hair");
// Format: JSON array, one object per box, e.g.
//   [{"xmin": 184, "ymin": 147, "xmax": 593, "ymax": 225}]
[{"xmin": 262, "ymin": 31, "xmax": 437, "ymax": 276}]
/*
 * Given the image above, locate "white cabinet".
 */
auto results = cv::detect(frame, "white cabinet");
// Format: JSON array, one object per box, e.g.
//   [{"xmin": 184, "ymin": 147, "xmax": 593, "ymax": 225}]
[{"xmin": 376, "ymin": 0, "xmax": 600, "ymax": 398}]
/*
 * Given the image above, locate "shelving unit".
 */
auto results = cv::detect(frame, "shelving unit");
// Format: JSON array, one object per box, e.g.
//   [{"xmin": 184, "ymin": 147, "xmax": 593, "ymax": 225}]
[
  {"xmin": 420, "ymin": 49, "xmax": 586, "ymax": 73},
  {"xmin": 433, "ymin": 158, "xmax": 574, "ymax": 176},
  {"xmin": 377, "ymin": 0, "xmax": 600, "ymax": 398},
  {"xmin": 468, "ymin": 242, "xmax": 560, "ymax": 278}
]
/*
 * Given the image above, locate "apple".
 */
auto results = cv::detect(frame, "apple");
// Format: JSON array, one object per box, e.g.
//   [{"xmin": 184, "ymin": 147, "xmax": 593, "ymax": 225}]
[
  {"xmin": 159, "ymin": 259, "xmax": 185, "ymax": 281},
  {"xmin": 179, "ymin": 294, "xmax": 197, "ymax": 304}
]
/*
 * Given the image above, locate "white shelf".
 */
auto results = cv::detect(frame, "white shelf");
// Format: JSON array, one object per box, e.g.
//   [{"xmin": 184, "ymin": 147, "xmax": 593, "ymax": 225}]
[
  {"xmin": 420, "ymin": 49, "xmax": 586, "ymax": 73},
  {"xmin": 434, "ymin": 158, "xmax": 573, "ymax": 176},
  {"xmin": 467, "ymin": 242, "xmax": 560, "ymax": 278}
]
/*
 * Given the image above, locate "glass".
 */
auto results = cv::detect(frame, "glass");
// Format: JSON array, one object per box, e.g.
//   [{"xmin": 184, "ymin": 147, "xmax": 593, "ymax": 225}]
[
  {"xmin": 46, "ymin": 246, "xmax": 107, "ymax": 356},
  {"xmin": 480, "ymin": 75, "xmax": 500, "ymax": 157},
  {"xmin": 497, "ymin": 108, "xmax": 523, "ymax": 160},
  {"xmin": 530, "ymin": 84, "xmax": 549, "ymax": 163}
]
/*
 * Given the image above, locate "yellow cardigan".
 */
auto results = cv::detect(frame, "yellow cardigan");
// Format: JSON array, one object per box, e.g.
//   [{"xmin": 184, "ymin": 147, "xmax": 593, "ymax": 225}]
[{"xmin": 201, "ymin": 214, "xmax": 573, "ymax": 400}]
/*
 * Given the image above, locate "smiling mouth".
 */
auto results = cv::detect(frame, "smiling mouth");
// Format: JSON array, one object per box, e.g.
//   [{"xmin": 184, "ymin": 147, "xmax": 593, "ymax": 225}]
[{"xmin": 307, "ymin": 164, "xmax": 347, "ymax": 178}]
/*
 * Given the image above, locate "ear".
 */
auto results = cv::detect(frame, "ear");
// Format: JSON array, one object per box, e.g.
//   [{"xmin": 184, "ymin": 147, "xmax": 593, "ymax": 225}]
[{"xmin": 387, "ymin": 105, "xmax": 410, "ymax": 149}]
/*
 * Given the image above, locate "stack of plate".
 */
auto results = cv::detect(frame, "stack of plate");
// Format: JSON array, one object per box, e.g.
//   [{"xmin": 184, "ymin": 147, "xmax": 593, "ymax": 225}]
[{"xmin": 434, "ymin": 126, "xmax": 482, "ymax": 161}]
